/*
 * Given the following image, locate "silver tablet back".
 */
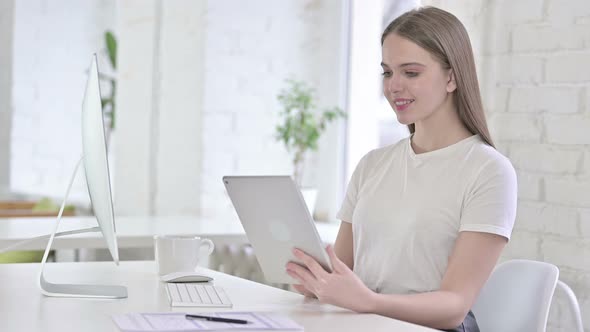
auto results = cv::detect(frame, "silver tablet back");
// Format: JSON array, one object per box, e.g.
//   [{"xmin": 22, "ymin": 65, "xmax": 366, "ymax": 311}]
[{"xmin": 223, "ymin": 175, "xmax": 332, "ymax": 284}]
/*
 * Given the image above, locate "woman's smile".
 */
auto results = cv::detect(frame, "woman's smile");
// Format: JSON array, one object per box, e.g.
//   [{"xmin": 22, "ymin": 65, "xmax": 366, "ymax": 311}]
[{"xmin": 393, "ymin": 98, "xmax": 415, "ymax": 111}]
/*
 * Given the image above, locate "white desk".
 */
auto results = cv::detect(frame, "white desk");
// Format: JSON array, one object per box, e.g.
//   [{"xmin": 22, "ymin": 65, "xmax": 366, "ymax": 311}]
[
  {"xmin": 0, "ymin": 261, "xmax": 435, "ymax": 332},
  {"xmin": 0, "ymin": 216, "xmax": 340, "ymax": 250}
]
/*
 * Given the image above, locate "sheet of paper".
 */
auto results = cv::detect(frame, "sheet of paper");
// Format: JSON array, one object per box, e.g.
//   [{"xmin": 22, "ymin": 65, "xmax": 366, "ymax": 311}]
[{"xmin": 112, "ymin": 312, "xmax": 303, "ymax": 332}]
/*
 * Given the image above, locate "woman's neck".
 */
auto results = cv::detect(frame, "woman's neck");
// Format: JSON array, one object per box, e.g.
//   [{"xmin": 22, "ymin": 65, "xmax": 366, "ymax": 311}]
[{"xmin": 411, "ymin": 99, "xmax": 473, "ymax": 154}]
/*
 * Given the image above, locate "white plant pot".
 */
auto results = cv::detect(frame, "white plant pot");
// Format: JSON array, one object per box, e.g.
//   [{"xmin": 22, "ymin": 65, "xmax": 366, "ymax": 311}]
[{"xmin": 301, "ymin": 188, "xmax": 318, "ymax": 217}]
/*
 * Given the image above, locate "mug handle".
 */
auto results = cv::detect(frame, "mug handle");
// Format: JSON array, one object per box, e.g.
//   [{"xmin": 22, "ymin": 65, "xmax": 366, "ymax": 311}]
[{"xmin": 199, "ymin": 238, "xmax": 215, "ymax": 256}]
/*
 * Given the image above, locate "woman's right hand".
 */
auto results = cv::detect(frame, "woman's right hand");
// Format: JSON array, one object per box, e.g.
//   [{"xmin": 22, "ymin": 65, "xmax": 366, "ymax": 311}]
[{"xmin": 292, "ymin": 284, "xmax": 317, "ymax": 298}]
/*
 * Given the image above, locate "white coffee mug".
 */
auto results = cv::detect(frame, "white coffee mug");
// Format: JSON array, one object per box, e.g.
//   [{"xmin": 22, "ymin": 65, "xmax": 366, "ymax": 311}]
[{"xmin": 154, "ymin": 235, "xmax": 215, "ymax": 276}]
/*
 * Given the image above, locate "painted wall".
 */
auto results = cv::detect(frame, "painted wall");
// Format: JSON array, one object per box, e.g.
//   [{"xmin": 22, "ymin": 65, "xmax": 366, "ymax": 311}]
[
  {"xmin": 10, "ymin": 0, "xmax": 116, "ymax": 204},
  {"xmin": 115, "ymin": 0, "xmax": 345, "ymax": 223},
  {"xmin": 424, "ymin": 0, "xmax": 590, "ymax": 330}
]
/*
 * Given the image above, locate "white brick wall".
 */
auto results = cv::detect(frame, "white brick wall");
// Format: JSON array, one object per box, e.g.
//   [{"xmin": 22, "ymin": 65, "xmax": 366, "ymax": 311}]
[
  {"xmin": 426, "ymin": 0, "xmax": 590, "ymax": 330},
  {"xmin": 516, "ymin": 172, "xmax": 544, "ymax": 201},
  {"xmin": 581, "ymin": 209, "xmax": 590, "ymax": 237},
  {"xmin": 115, "ymin": 0, "xmax": 208, "ymax": 217},
  {"xmin": 512, "ymin": 24, "xmax": 590, "ymax": 52},
  {"xmin": 502, "ymin": 230, "xmax": 542, "ymax": 260},
  {"xmin": 495, "ymin": 55, "xmax": 544, "ymax": 84},
  {"xmin": 114, "ymin": 0, "xmax": 157, "ymax": 215},
  {"xmin": 546, "ymin": 54, "xmax": 590, "ymax": 83},
  {"xmin": 498, "ymin": 0, "xmax": 544, "ymax": 24},
  {"xmin": 153, "ymin": 1, "xmax": 206, "ymax": 216},
  {"xmin": 545, "ymin": 177, "xmax": 590, "ymax": 206},
  {"xmin": 113, "ymin": 0, "xmax": 345, "ymax": 221},
  {"xmin": 514, "ymin": 202, "xmax": 579, "ymax": 236},
  {"xmin": 9, "ymin": 0, "xmax": 116, "ymax": 204},
  {"xmin": 489, "ymin": 113, "xmax": 543, "ymax": 141},
  {"xmin": 543, "ymin": 238, "xmax": 590, "ymax": 271},
  {"xmin": 508, "ymin": 87, "xmax": 580, "ymax": 113},
  {"xmin": 200, "ymin": 0, "xmax": 344, "ymax": 221},
  {"xmin": 546, "ymin": 0, "xmax": 590, "ymax": 25},
  {"xmin": 509, "ymin": 144, "xmax": 581, "ymax": 174},
  {"xmin": 545, "ymin": 115, "xmax": 590, "ymax": 145}
]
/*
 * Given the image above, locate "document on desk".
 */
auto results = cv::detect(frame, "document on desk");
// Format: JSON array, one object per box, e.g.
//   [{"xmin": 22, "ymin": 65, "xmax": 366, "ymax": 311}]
[{"xmin": 112, "ymin": 312, "xmax": 303, "ymax": 331}]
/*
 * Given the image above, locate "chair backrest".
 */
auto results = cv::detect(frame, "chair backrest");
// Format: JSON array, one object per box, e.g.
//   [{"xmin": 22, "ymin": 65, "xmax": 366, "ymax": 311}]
[{"xmin": 472, "ymin": 259, "xmax": 559, "ymax": 332}]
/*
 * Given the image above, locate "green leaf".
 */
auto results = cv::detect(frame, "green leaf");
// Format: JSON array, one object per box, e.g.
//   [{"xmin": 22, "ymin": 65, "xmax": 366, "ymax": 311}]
[
  {"xmin": 101, "ymin": 98, "xmax": 110, "ymax": 107},
  {"xmin": 275, "ymin": 78, "xmax": 346, "ymax": 167},
  {"xmin": 105, "ymin": 31, "xmax": 117, "ymax": 69}
]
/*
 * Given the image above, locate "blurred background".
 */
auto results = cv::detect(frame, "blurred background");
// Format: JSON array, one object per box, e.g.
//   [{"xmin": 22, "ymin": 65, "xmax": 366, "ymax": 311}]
[{"xmin": 0, "ymin": 0, "xmax": 588, "ymax": 330}]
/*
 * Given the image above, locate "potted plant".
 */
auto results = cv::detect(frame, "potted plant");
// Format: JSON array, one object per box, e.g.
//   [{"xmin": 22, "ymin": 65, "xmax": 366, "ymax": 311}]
[
  {"xmin": 93, "ymin": 30, "xmax": 118, "ymax": 195},
  {"xmin": 100, "ymin": 30, "xmax": 117, "ymax": 144},
  {"xmin": 275, "ymin": 79, "xmax": 346, "ymax": 214}
]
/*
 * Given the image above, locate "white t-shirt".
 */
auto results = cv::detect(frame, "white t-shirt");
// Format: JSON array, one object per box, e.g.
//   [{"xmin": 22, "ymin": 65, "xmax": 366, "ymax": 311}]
[{"xmin": 336, "ymin": 135, "xmax": 517, "ymax": 295}]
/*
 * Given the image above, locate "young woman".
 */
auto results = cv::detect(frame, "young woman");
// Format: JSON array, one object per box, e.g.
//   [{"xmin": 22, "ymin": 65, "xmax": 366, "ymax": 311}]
[{"xmin": 285, "ymin": 7, "xmax": 517, "ymax": 332}]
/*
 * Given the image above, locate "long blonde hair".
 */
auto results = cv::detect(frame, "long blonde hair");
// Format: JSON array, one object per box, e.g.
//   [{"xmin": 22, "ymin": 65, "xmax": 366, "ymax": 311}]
[{"xmin": 381, "ymin": 6, "xmax": 495, "ymax": 148}]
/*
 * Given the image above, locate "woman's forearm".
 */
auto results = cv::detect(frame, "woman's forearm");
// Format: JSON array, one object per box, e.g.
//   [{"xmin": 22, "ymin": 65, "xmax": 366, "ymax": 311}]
[{"xmin": 368, "ymin": 290, "xmax": 468, "ymax": 330}]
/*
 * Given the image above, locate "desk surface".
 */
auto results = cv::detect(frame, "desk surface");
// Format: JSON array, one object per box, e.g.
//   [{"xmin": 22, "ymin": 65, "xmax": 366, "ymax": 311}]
[
  {"xmin": 0, "ymin": 216, "xmax": 340, "ymax": 250},
  {"xmin": 0, "ymin": 261, "xmax": 435, "ymax": 332}
]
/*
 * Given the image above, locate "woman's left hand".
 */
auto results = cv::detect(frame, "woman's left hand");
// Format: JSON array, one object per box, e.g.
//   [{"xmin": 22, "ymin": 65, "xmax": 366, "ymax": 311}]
[{"xmin": 286, "ymin": 245, "xmax": 376, "ymax": 313}]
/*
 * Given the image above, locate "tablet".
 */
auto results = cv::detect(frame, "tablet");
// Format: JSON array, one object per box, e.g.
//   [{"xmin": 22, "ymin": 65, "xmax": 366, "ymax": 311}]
[{"xmin": 222, "ymin": 175, "xmax": 332, "ymax": 284}]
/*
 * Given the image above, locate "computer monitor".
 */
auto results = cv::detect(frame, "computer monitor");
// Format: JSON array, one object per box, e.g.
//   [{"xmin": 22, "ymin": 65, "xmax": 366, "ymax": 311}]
[
  {"xmin": 37, "ymin": 54, "xmax": 127, "ymax": 298},
  {"xmin": 81, "ymin": 54, "xmax": 119, "ymax": 264}
]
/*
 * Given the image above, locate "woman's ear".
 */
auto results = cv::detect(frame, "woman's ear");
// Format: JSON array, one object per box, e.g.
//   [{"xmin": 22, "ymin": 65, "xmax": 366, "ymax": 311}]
[{"xmin": 446, "ymin": 69, "xmax": 457, "ymax": 93}]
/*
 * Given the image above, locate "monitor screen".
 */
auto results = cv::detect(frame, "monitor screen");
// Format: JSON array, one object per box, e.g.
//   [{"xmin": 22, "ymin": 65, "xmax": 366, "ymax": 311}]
[{"xmin": 81, "ymin": 54, "xmax": 119, "ymax": 264}]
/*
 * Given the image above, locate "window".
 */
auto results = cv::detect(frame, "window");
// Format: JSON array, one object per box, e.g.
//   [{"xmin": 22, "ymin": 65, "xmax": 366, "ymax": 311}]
[{"xmin": 345, "ymin": 0, "xmax": 419, "ymax": 181}]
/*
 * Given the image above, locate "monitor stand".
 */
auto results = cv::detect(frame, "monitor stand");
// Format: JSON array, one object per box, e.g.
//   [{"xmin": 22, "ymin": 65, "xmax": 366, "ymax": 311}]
[{"xmin": 37, "ymin": 157, "xmax": 127, "ymax": 298}]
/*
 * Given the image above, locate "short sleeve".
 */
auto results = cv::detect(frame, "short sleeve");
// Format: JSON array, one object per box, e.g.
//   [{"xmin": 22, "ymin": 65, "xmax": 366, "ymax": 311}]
[
  {"xmin": 336, "ymin": 153, "xmax": 371, "ymax": 224},
  {"xmin": 459, "ymin": 156, "xmax": 518, "ymax": 240}
]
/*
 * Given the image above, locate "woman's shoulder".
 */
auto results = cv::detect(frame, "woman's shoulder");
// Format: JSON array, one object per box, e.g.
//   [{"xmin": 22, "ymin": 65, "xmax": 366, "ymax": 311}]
[
  {"xmin": 467, "ymin": 139, "xmax": 516, "ymax": 182},
  {"xmin": 471, "ymin": 140, "xmax": 512, "ymax": 166},
  {"xmin": 349, "ymin": 138, "xmax": 408, "ymax": 180}
]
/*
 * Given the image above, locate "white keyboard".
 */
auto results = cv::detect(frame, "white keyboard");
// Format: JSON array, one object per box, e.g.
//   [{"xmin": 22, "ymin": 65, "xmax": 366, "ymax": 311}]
[{"xmin": 166, "ymin": 283, "xmax": 233, "ymax": 307}]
